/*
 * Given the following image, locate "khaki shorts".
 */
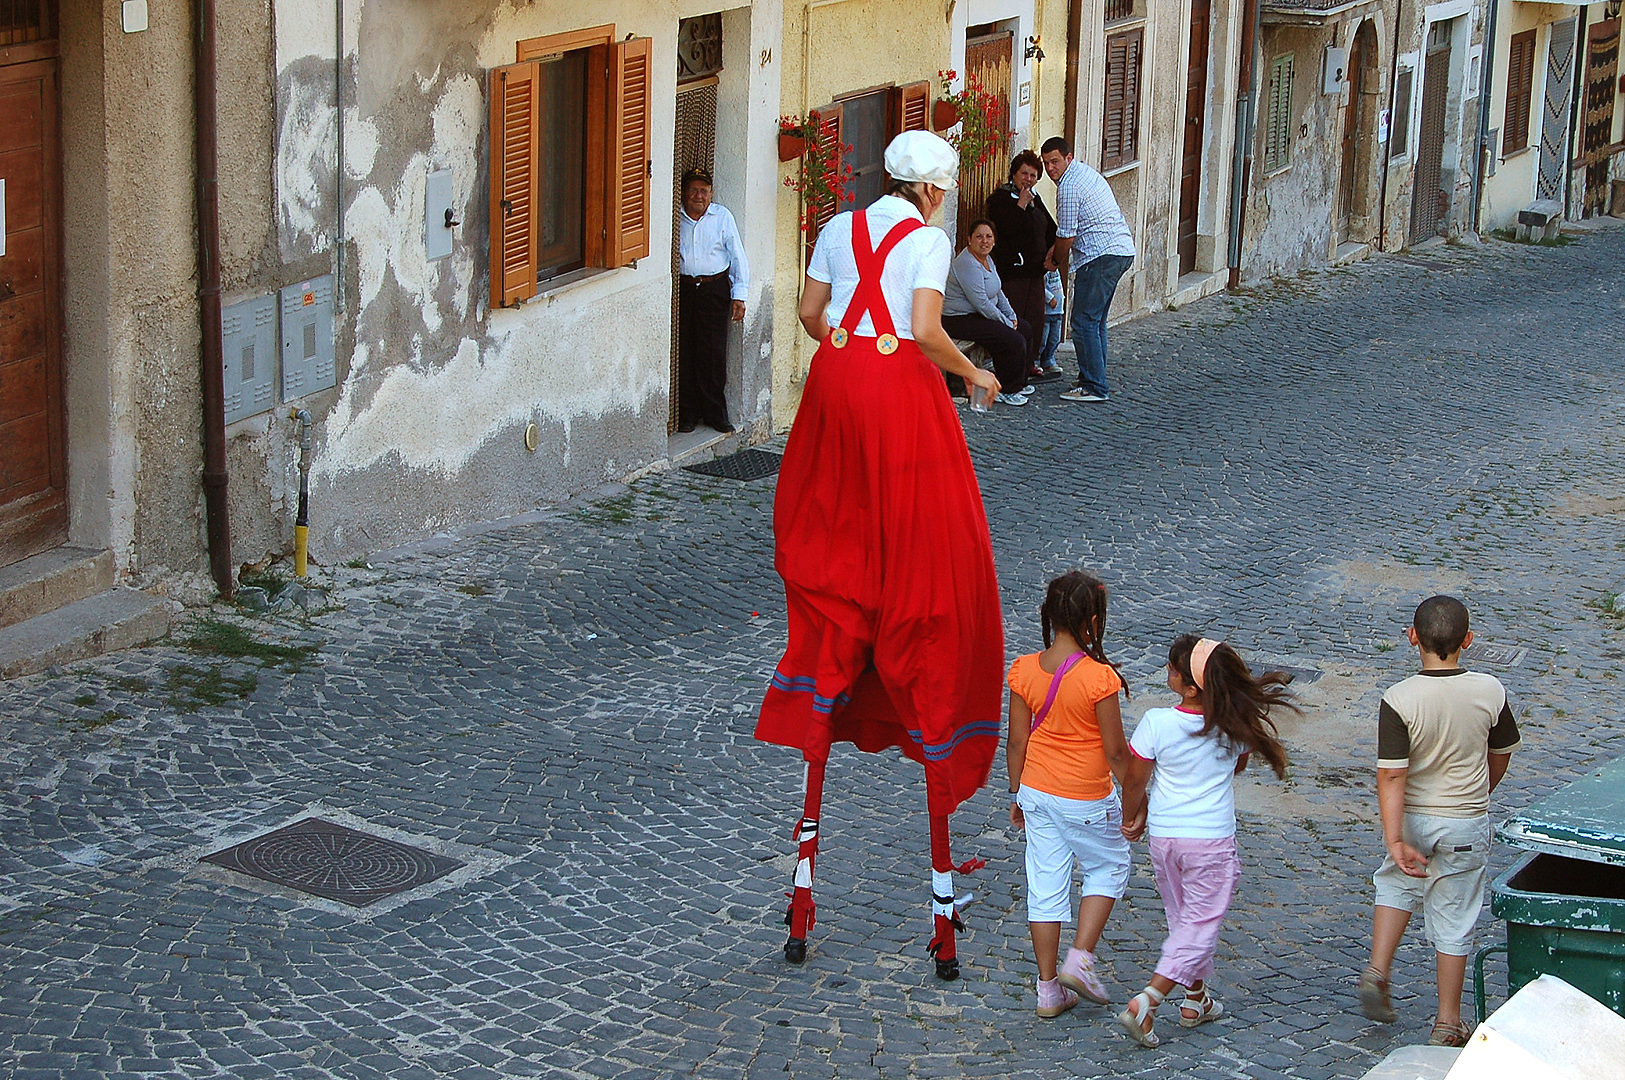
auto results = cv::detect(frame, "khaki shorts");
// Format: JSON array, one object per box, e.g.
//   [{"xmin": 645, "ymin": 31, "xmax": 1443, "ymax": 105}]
[{"xmin": 1373, "ymin": 812, "xmax": 1492, "ymax": 956}]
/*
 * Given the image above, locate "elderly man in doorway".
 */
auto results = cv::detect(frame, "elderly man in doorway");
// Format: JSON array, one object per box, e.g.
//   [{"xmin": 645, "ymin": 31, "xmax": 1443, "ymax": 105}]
[
  {"xmin": 677, "ymin": 167, "xmax": 749, "ymax": 434},
  {"xmin": 1041, "ymin": 137, "xmax": 1134, "ymax": 404}
]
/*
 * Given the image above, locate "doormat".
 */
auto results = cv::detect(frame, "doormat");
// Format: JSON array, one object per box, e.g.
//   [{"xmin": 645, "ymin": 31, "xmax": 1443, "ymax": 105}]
[
  {"xmin": 682, "ymin": 449, "xmax": 782, "ymax": 481},
  {"xmin": 202, "ymin": 818, "xmax": 464, "ymax": 907}
]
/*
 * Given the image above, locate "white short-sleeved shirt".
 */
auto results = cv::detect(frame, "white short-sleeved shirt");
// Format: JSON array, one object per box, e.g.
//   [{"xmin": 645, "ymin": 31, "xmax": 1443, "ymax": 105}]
[
  {"xmin": 806, "ymin": 195, "xmax": 953, "ymax": 340},
  {"xmin": 1130, "ymin": 706, "xmax": 1246, "ymax": 839}
]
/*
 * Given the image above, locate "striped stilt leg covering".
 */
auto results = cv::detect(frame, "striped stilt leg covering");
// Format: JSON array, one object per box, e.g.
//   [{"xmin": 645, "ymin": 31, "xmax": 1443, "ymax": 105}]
[
  {"xmin": 927, "ymin": 812, "xmax": 961, "ymax": 980},
  {"xmin": 783, "ymin": 759, "xmax": 826, "ymax": 963}
]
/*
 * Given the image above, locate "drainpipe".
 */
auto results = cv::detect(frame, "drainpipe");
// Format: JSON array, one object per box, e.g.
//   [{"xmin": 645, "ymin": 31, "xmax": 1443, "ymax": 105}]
[
  {"xmin": 1063, "ymin": 0, "xmax": 1082, "ymax": 144},
  {"xmin": 335, "ymin": 0, "xmax": 345, "ymax": 311},
  {"xmin": 1471, "ymin": 0, "xmax": 1501, "ymax": 234},
  {"xmin": 1378, "ymin": 0, "xmax": 1407, "ymax": 251},
  {"xmin": 196, "ymin": 0, "xmax": 233, "ymax": 598},
  {"xmin": 1226, "ymin": 0, "xmax": 1263, "ymax": 289},
  {"xmin": 290, "ymin": 409, "xmax": 313, "ymax": 578}
]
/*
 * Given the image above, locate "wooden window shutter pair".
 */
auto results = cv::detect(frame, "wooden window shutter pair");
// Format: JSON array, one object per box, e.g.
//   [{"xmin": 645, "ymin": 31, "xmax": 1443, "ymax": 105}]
[
  {"xmin": 1502, "ymin": 30, "xmax": 1536, "ymax": 155},
  {"xmin": 804, "ymin": 105, "xmax": 844, "ymax": 267},
  {"xmin": 1102, "ymin": 29, "xmax": 1143, "ymax": 171},
  {"xmin": 487, "ymin": 37, "xmax": 653, "ymax": 309}
]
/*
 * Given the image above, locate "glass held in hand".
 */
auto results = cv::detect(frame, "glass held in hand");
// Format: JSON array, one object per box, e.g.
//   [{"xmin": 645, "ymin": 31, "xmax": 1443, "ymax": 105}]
[{"xmin": 968, "ymin": 381, "xmax": 993, "ymax": 413}]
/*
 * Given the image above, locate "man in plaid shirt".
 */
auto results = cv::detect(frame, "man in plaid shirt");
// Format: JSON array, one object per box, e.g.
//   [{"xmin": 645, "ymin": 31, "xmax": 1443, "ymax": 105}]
[{"xmin": 1041, "ymin": 137, "xmax": 1135, "ymax": 403}]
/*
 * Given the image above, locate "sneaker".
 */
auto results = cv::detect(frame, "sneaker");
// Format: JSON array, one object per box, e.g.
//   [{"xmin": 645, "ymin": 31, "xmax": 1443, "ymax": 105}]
[
  {"xmin": 995, "ymin": 392, "xmax": 1029, "ymax": 406},
  {"xmin": 1057, "ymin": 948, "xmax": 1112, "ymax": 1004},
  {"xmin": 1358, "ymin": 967, "xmax": 1397, "ymax": 1023},
  {"xmin": 1040, "ymin": 362, "xmax": 1064, "ymax": 377},
  {"xmin": 1059, "ymin": 388, "xmax": 1109, "ymax": 403},
  {"xmin": 1036, "ymin": 977, "xmax": 1080, "ymax": 1019}
]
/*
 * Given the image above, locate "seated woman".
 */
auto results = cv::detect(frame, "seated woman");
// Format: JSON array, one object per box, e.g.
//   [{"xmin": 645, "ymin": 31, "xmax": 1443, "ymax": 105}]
[{"xmin": 942, "ymin": 219, "xmax": 1036, "ymax": 406}]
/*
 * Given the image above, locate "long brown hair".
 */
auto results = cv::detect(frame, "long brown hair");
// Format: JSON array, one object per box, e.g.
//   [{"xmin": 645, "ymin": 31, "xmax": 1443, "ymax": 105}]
[
  {"xmin": 1041, "ymin": 571, "xmax": 1127, "ymax": 698},
  {"xmin": 1168, "ymin": 634, "xmax": 1293, "ymax": 778}
]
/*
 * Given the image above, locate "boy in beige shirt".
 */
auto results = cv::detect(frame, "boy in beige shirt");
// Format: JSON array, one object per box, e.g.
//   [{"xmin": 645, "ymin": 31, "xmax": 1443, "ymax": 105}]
[{"xmin": 1359, "ymin": 595, "xmax": 1519, "ymax": 1047}]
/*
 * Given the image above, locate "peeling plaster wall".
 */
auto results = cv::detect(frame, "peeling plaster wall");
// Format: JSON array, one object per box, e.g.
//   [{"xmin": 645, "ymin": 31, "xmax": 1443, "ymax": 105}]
[{"xmin": 261, "ymin": 0, "xmax": 782, "ymax": 560}]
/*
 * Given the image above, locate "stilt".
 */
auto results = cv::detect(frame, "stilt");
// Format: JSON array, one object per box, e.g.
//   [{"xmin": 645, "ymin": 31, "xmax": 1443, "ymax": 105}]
[
  {"xmin": 927, "ymin": 812, "xmax": 960, "ymax": 980},
  {"xmin": 783, "ymin": 758, "xmax": 826, "ymax": 963}
]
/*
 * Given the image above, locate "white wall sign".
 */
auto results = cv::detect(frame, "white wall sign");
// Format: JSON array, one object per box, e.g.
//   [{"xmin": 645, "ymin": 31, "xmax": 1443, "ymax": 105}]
[
  {"xmin": 1378, "ymin": 109, "xmax": 1391, "ymax": 144},
  {"xmin": 122, "ymin": 0, "xmax": 149, "ymax": 34}
]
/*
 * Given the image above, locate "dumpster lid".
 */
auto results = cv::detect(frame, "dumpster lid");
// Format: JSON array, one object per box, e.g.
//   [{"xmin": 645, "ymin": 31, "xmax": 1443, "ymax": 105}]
[{"xmin": 1498, "ymin": 756, "xmax": 1625, "ymax": 867}]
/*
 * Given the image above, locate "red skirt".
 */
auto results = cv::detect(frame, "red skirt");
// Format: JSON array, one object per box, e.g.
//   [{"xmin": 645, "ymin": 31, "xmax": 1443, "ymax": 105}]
[{"xmin": 756, "ymin": 335, "xmax": 1004, "ymax": 815}]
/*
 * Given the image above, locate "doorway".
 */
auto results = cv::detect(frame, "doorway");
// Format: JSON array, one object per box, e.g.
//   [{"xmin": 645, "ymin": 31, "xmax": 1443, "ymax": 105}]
[
  {"xmin": 1, "ymin": 6, "xmax": 67, "ymax": 566},
  {"xmin": 669, "ymin": 15, "xmax": 721, "ymax": 435},
  {"xmin": 959, "ymin": 27, "xmax": 1014, "ymax": 247},
  {"xmin": 1409, "ymin": 20, "xmax": 1452, "ymax": 244},
  {"xmin": 1537, "ymin": 18, "xmax": 1578, "ymax": 201},
  {"xmin": 1338, "ymin": 22, "xmax": 1377, "ymax": 242},
  {"xmin": 1581, "ymin": 19, "xmax": 1619, "ymax": 216},
  {"xmin": 1178, "ymin": 0, "xmax": 1210, "ymax": 276}
]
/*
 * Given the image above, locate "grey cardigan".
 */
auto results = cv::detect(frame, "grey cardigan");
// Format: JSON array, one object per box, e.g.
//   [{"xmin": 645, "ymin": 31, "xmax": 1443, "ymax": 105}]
[{"xmin": 943, "ymin": 248, "xmax": 1018, "ymax": 324}]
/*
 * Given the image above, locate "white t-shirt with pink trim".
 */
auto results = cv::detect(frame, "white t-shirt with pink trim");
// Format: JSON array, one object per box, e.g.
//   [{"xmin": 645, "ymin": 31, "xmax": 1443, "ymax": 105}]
[{"xmin": 1129, "ymin": 706, "xmax": 1246, "ymax": 839}]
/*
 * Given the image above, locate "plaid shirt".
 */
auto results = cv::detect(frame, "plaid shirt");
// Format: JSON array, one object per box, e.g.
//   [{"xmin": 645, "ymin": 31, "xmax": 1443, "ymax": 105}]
[{"xmin": 1054, "ymin": 160, "xmax": 1135, "ymax": 273}]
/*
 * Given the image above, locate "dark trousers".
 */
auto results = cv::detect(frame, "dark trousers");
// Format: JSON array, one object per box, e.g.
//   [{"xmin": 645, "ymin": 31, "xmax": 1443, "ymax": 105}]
[
  {"xmin": 1000, "ymin": 276, "xmax": 1047, "ymax": 370},
  {"xmin": 678, "ymin": 274, "xmax": 732, "ymax": 429},
  {"xmin": 941, "ymin": 313, "xmax": 1036, "ymax": 395}
]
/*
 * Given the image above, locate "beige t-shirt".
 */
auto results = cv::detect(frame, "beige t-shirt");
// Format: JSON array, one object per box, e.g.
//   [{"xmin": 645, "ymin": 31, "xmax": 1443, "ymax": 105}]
[{"xmin": 1377, "ymin": 669, "xmax": 1520, "ymax": 818}]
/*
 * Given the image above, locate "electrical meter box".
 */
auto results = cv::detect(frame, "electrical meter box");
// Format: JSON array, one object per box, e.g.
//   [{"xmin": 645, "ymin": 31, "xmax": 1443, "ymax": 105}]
[
  {"xmin": 281, "ymin": 276, "xmax": 336, "ymax": 400},
  {"xmin": 220, "ymin": 293, "xmax": 279, "ymax": 424}
]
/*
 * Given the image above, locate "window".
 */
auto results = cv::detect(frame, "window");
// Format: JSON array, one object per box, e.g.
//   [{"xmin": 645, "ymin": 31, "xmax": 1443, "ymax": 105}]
[
  {"xmin": 1391, "ymin": 65, "xmax": 1413, "ymax": 158},
  {"xmin": 1104, "ymin": 0, "xmax": 1140, "ymax": 24},
  {"xmin": 1102, "ymin": 29, "xmax": 1144, "ymax": 171},
  {"xmin": 803, "ymin": 81, "xmax": 929, "ymax": 260},
  {"xmin": 1502, "ymin": 29, "xmax": 1537, "ymax": 155},
  {"xmin": 1263, "ymin": 54, "xmax": 1295, "ymax": 173},
  {"xmin": 488, "ymin": 26, "xmax": 653, "ymax": 307}
]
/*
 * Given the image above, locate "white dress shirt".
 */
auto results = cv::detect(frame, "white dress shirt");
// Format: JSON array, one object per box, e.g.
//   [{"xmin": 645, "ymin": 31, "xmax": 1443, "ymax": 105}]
[{"xmin": 679, "ymin": 202, "xmax": 750, "ymax": 302}]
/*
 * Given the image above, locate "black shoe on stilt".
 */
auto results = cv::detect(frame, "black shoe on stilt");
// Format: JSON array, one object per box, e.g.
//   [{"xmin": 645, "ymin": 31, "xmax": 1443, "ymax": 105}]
[{"xmin": 784, "ymin": 937, "xmax": 807, "ymax": 963}]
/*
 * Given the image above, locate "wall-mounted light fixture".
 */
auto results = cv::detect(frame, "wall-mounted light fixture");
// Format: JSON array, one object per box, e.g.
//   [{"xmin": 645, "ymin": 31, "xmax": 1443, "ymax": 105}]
[{"xmin": 1024, "ymin": 35, "xmax": 1045, "ymax": 62}]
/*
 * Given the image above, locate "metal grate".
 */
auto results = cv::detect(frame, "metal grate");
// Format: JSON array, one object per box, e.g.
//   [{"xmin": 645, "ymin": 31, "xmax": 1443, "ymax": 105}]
[
  {"xmin": 0, "ymin": 0, "xmax": 53, "ymax": 45},
  {"xmin": 1465, "ymin": 642, "xmax": 1527, "ymax": 669},
  {"xmin": 203, "ymin": 818, "xmax": 463, "ymax": 907},
  {"xmin": 683, "ymin": 449, "xmax": 781, "ymax": 481}
]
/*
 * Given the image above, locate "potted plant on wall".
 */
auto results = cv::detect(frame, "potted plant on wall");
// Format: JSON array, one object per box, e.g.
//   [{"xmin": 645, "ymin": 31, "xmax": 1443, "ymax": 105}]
[
  {"xmin": 934, "ymin": 69, "xmax": 1013, "ymax": 174},
  {"xmin": 780, "ymin": 112, "xmax": 855, "ymax": 236}
]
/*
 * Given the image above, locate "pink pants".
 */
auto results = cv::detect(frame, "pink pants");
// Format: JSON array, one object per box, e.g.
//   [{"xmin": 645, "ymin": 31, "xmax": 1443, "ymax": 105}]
[{"xmin": 1149, "ymin": 836, "xmax": 1240, "ymax": 987}]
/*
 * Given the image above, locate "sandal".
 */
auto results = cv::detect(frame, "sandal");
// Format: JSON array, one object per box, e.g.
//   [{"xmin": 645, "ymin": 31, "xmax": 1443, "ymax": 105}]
[
  {"xmin": 1178, "ymin": 984, "xmax": 1224, "ymax": 1028},
  {"xmin": 1427, "ymin": 1018, "xmax": 1471, "ymax": 1047},
  {"xmin": 1116, "ymin": 986, "xmax": 1164, "ymax": 1048},
  {"xmin": 1358, "ymin": 966, "xmax": 1397, "ymax": 1023}
]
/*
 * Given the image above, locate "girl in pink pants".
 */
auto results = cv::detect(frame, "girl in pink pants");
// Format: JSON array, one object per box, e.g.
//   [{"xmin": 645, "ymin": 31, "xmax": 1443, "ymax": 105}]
[{"xmin": 1115, "ymin": 635, "xmax": 1297, "ymax": 1047}]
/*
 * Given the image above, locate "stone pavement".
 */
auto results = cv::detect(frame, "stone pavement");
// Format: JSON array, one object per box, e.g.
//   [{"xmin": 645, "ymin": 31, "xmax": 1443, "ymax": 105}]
[{"xmin": 2, "ymin": 226, "xmax": 1623, "ymax": 1080}]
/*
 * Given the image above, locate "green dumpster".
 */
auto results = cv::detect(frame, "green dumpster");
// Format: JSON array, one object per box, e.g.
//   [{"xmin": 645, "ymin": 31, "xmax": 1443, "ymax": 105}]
[{"xmin": 1485, "ymin": 756, "xmax": 1625, "ymax": 1019}]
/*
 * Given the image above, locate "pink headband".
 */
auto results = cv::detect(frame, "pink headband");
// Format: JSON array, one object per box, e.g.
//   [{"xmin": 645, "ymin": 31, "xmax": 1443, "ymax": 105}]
[{"xmin": 1189, "ymin": 638, "xmax": 1221, "ymax": 690}]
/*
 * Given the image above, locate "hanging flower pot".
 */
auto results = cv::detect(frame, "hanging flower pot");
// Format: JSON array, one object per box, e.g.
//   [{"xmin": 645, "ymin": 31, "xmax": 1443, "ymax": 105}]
[
  {"xmin": 932, "ymin": 99, "xmax": 959, "ymax": 132},
  {"xmin": 778, "ymin": 131, "xmax": 809, "ymax": 162}
]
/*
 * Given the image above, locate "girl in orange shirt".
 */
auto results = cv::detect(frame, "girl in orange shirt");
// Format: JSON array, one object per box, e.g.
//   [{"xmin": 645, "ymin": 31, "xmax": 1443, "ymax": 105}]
[{"xmin": 1006, "ymin": 570, "xmax": 1133, "ymax": 1018}]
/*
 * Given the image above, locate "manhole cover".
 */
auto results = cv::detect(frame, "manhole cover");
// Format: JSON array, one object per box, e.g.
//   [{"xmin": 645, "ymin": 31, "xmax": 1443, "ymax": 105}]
[
  {"xmin": 682, "ymin": 449, "xmax": 781, "ymax": 481},
  {"xmin": 202, "ymin": 818, "xmax": 463, "ymax": 907},
  {"xmin": 1270, "ymin": 665, "xmax": 1323, "ymax": 685},
  {"xmin": 1466, "ymin": 642, "xmax": 1527, "ymax": 669}
]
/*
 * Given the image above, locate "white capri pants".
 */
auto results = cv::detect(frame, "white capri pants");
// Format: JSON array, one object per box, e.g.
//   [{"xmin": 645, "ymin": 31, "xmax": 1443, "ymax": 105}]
[{"xmin": 1018, "ymin": 785, "xmax": 1132, "ymax": 923}]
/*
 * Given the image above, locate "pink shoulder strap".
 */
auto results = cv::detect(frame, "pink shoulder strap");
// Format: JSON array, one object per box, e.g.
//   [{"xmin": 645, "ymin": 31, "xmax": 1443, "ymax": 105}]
[{"xmin": 1030, "ymin": 653, "xmax": 1085, "ymax": 733}]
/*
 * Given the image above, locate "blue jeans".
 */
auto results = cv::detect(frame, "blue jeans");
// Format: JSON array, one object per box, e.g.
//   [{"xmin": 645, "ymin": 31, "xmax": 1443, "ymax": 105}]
[
  {"xmin": 1038, "ymin": 313, "xmax": 1064, "ymax": 367},
  {"xmin": 1069, "ymin": 254, "xmax": 1132, "ymax": 397}
]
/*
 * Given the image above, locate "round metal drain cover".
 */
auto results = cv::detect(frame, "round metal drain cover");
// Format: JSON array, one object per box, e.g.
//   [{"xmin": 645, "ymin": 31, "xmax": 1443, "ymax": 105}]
[{"xmin": 203, "ymin": 818, "xmax": 463, "ymax": 907}]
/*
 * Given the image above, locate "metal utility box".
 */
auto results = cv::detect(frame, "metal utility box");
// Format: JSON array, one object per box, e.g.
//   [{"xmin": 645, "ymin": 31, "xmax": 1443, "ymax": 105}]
[
  {"xmin": 280, "ymin": 276, "xmax": 336, "ymax": 401},
  {"xmin": 1491, "ymin": 757, "xmax": 1625, "ymax": 1017},
  {"xmin": 221, "ymin": 293, "xmax": 279, "ymax": 424}
]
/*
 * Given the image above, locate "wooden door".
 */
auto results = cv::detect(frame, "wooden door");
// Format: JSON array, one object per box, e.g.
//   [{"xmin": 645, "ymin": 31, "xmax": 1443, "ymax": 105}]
[
  {"xmin": 1538, "ymin": 18, "xmax": 1579, "ymax": 201},
  {"xmin": 1582, "ymin": 20, "xmax": 1619, "ymax": 216},
  {"xmin": 1409, "ymin": 36, "xmax": 1451, "ymax": 243},
  {"xmin": 1337, "ymin": 30, "xmax": 1368, "ymax": 241},
  {"xmin": 1178, "ymin": 0, "xmax": 1210, "ymax": 275},
  {"xmin": 0, "ymin": 55, "xmax": 66, "ymax": 565},
  {"xmin": 960, "ymin": 31, "xmax": 1013, "ymax": 247}
]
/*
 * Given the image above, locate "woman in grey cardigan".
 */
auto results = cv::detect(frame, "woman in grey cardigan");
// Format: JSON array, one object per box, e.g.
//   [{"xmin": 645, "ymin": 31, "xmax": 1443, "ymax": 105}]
[{"xmin": 942, "ymin": 219, "xmax": 1037, "ymax": 404}]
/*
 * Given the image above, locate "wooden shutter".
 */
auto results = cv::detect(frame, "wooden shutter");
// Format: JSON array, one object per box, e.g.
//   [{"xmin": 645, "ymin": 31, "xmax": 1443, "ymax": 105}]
[
  {"xmin": 489, "ymin": 62, "xmax": 539, "ymax": 307},
  {"xmin": 804, "ymin": 104, "xmax": 843, "ymax": 267},
  {"xmin": 605, "ymin": 36, "xmax": 653, "ymax": 267},
  {"xmin": 1264, "ymin": 55, "xmax": 1294, "ymax": 172},
  {"xmin": 1102, "ymin": 29, "xmax": 1142, "ymax": 170},
  {"xmin": 1503, "ymin": 30, "xmax": 1537, "ymax": 155},
  {"xmin": 892, "ymin": 80, "xmax": 930, "ymax": 135}
]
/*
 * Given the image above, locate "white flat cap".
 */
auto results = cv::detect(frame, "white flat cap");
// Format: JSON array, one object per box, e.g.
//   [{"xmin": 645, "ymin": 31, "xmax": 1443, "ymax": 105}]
[{"xmin": 884, "ymin": 130, "xmax": 959, "ymax": 190}]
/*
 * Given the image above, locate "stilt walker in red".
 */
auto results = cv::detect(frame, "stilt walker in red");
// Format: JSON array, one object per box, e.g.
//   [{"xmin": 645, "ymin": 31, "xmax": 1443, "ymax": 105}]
[{"xmin": 758, "ymin": 131, "xmax": 1005, "ymax": 980}]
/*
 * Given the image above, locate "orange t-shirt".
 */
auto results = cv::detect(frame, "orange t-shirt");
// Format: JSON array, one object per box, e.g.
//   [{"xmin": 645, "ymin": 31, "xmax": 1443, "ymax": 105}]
[{"xmin": 1007, "ymin": 652, "xmax": 1122, "ymax": 801}]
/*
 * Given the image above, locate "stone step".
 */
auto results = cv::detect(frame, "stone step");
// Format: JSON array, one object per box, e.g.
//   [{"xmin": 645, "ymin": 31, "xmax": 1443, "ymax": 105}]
[
  {"xmin": 0, "ymin": 587, "xmax": 172, "ymax": 679},
  {"xmin": 0, "ymin": 546, "xmax": 115, "ymax": 631}
]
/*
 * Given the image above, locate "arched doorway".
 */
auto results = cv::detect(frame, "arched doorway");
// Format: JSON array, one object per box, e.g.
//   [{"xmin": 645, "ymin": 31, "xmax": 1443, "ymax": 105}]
[{"xmin": 1337, "ymin": 20, "xmax": 1379, "ymax": 243}]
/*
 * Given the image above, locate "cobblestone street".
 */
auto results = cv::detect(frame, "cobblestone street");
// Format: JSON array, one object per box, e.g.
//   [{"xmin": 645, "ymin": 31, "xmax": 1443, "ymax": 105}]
[{"xmin": 3, "ymin": 227, "xmax": 1624, "ymax": 1080}]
